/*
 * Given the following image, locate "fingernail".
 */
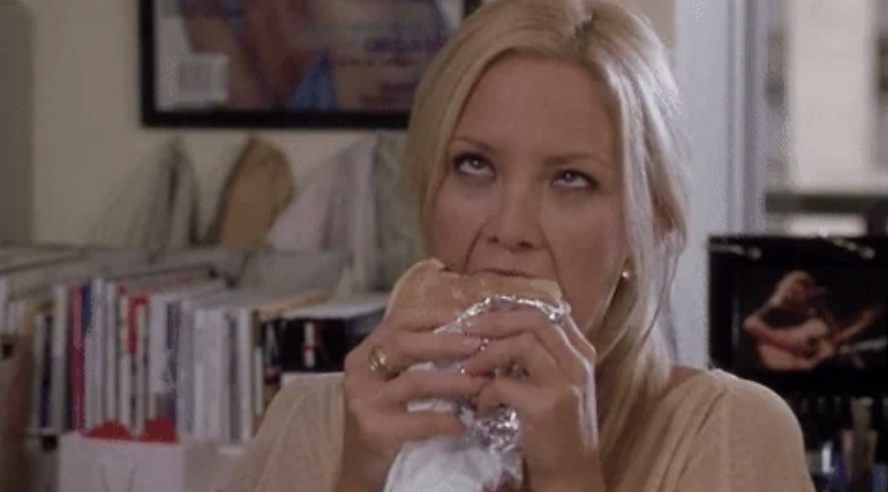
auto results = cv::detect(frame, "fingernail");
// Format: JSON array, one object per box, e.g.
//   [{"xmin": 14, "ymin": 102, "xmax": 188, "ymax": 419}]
[
  {"xmin": 463, "ymin": 336, "xmax": 483, "ymax": 348},
  {"xmin": 478, "ymin": 338, "xmax": 490, "ymax": 352},
  {"xmin": 466, "ymin": 366, "xmax": 493, "ymax": 378}
]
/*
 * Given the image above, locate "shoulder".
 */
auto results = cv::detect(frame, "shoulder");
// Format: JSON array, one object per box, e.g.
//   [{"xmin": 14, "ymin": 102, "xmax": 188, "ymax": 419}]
[
  {"xmin": 246, "ymin": 373, "xmax": 344, "ymax": 436},
  {"xmin": 261, "ymin": 373, "xmax": 345, "ymax": 449},
  {"xmin": 269, "ymin": 373, "xmax": 345, "ymax": 415},
  {"xmin": 714, "ymin": 372, "xmax": 807, "ymax": 456},
  {"xmin": 662, "ymin": 369, "xmax": 813, "ymax": 490},
  {"xmin": 669, "ymin": 369, "xmax": 802, "ymax": 440},
  {"xmin": 223, "ymin": 373, "xmax": 345, "ymax": 492},
  {"xmin": 705, "ymin": 370, "xmax": 799, "ymax": 428}
]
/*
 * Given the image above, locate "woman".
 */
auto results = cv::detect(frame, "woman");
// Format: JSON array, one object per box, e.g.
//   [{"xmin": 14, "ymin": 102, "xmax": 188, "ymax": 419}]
[
  {"xmin": 224, "ymin": 1, "xmax": 814, "ymax": 491},
  {"xmin": 743, "ymin": 270, "xmax": 882, "ymax": 371}
]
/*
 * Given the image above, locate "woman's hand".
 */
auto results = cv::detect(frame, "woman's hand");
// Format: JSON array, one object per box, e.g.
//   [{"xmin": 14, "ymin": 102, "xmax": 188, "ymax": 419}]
[
  {"xmin": 461, "ymin": 308, "xmax": 605, "ymax": 492},
  {"xmin": 336, "ymin": 308, "xmax": 488, "ymax": 492},
  {"xmin": 743, "ymin": 314, "xmax": 828, "ymax": 358}
]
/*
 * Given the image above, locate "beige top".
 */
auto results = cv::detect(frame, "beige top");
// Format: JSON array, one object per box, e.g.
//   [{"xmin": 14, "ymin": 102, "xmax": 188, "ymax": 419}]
[{"xmin": 223, "ymin": 370, "xmax": 815, "ymax": 492}]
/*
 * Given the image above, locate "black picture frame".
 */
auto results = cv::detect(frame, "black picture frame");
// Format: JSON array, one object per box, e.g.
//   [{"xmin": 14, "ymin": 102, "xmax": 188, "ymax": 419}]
[
  {"xmin": 709, "ymin": 235, "xmax": 888, "ymax": 396},
  {"xmin": 139, "ymin": 0, "xmax": 483, "ymax": 129}
]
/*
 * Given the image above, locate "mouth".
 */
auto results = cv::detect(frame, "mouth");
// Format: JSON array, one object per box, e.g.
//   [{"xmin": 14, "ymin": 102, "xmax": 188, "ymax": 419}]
[{"xmin": 478, "ymin": 268, "xmax": 535, "ymax": 279}]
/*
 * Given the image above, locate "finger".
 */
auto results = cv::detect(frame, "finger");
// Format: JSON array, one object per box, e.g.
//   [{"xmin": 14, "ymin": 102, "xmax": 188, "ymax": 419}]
[
  {"xmin": 464, "ymin": 309, "xmax": 592, "ymax": 385},
  {"xmin": 461, "ymin": 333, "xmax": 562, "ymax": 385},
  {"xmin": 344, "ymin": 307, "xmax": 465, "ymax": 380},
  {"xmin": 357, "ymin": 307, "xmax": 466, "ymax": 361},
  {"xmin": 474, "ymin": 377, "xmax": 537, "ymax": 418},
  {"xmin": 383, "ymin": 331, "xmax": 485, "ymax": 371},
  {"xmin": 558, "ymin": 314, "xmax": 598, "ymax": 366},
  {"xmin": 388, "ymin": 411, "xmax": 467, "ymax": 442},
  {"xmin": 345, "ymin": 331, "xmax": 484, "ymax": 384},
  {"xmin": 379, "ymin": 370, "xmax": 486, "ymax": 408},
  {"xmin": 475, "ymin": 377, "xmax": 589, "ymax": 424},
  {"xmin": 383, "ymin": 307, "xmax": 466, "ymax": 333},
  {"xmin": 363, "ymin": 307, "xmax": 466, "ymax": 353}
]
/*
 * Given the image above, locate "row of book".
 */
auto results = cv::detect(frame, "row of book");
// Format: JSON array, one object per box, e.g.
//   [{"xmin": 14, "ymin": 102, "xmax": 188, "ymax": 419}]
[{"xmin": 0, "ymin": 245, "xmax": 386, "ymax": 444}]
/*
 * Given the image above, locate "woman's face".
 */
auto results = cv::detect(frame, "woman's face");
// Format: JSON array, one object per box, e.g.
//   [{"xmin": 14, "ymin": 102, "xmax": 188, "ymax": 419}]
[
  {"xmin": 428, "ymin": 55, "xmax": 629, "ymax": 333},
  {"xmin": 776, "ymin": 275, "xmax": 818, "ymax": 308},
  {"xmin": 783, "ymin": 283, "xmax": 808, "ymax": 305}
]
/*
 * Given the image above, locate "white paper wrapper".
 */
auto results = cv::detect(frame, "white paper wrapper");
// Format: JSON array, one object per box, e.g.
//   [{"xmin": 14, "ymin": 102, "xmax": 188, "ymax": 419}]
[{"xmin": 383, "ymin": 295, "xmax": 570, "ymax": 492}]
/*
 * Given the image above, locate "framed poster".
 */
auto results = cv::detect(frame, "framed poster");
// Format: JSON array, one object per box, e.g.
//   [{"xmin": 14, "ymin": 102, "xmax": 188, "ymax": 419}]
[
  {"xmin": 709, "ymin": 235, "xmax": 888, "ymax": 395},
  {"xmin": 139, "ymin": 0, "xmax": 483, "ymax": 129}
]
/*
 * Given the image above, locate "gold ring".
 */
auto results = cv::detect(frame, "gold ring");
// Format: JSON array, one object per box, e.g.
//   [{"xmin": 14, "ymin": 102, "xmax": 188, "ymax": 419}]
[{"xmin": 368, "ymin": 345, "xmax": 398, "ymax": 379}]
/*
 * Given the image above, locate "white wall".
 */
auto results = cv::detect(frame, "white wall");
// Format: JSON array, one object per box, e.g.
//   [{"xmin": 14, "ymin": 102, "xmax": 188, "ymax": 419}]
[
  {"xmin": 786, "ymin": 0, "xmax": 881, "ymax": 191},
  {"xmin": 670, "ymin": 0, "xmax": 766, "ymax": 368},
  {"xmin": 0, "ymin": 2, "xmax": 34, "ymax": 244},
  {"xmin": 26, "ymin": 0, "xmax": 369, "ymax": 245}
]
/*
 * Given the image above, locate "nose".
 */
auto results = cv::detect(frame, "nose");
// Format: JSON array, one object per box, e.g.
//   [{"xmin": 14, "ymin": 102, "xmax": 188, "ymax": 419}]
[{"xmin": 484, "ymin": 186, "xmax": 543, "ymax": 252}]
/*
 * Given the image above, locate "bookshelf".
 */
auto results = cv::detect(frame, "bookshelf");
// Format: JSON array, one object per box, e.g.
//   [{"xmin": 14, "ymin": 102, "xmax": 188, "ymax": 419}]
[{"xmin": 0, "ymin": 247, "xmax": 382, "ymax": 492}]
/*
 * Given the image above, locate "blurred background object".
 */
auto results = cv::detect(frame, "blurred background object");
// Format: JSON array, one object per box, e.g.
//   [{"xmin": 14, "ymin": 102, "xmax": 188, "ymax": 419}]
[{"xmin": 765, "ymin": 0, "xmax": 888, "ymax": 236}]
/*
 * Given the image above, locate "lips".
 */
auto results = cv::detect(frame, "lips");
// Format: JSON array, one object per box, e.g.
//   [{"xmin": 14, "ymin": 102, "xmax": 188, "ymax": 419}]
[{"xmin": 479, "ymin": 268, "xmax": 535, "ymax": 278}]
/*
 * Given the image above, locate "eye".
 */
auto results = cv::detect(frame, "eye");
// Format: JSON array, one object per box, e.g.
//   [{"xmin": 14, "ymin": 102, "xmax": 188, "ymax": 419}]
[
  {"xmin": 453, "ymin": 152, "xmax": 494, "ymax": 178},
  {"xmin": 553, "ymin": 170, "xmax": 596, "ymax": 189}
]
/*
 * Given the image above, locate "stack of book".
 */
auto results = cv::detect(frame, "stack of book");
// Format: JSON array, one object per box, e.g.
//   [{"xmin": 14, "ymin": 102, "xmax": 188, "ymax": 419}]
[{"xmin": 0, "ymin": 245, "xmax": 385, "ymax": 445}]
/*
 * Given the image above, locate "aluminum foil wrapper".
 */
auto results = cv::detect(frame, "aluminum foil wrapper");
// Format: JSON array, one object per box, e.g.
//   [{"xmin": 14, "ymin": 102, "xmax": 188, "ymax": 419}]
[
  {"xmin": 384, "ymin": 294, "xmax": 571, "ymax": 492},
  {"xmin": 432, "ymin": 295, "xmax": 571, "ymax": 481}
]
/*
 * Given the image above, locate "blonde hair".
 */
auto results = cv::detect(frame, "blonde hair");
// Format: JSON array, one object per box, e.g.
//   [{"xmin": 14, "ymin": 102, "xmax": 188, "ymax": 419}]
[{"xmin": 402, "ymin": 0, "xmax": 690, "ymax": 488}]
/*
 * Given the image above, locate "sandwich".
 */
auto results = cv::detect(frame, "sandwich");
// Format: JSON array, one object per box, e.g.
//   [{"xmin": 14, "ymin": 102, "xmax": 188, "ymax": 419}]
[{"xmin": 386, "ymin": 258, "xmax": 564, "ymax": 319}]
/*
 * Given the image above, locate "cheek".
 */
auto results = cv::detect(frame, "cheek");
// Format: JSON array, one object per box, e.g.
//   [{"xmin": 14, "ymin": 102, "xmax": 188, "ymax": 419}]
[
  {"xmin": 428, "ymin": 180, "xmax": 485, "ymax": 263},
  {"xmin": 544, "ymin": 206, "xmax": 626, "ymax": 330}
]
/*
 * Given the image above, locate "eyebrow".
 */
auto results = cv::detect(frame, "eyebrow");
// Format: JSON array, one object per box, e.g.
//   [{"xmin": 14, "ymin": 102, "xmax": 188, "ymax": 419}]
[{"xmin": 450, "ymin": 136, "xmax": 613, "ymax": 171}]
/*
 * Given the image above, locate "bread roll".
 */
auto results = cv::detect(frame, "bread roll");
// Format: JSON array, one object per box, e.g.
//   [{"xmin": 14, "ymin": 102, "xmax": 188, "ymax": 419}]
[{"xmin": 386, "ymin": 258, "xmax": 563, "ymax": 318}]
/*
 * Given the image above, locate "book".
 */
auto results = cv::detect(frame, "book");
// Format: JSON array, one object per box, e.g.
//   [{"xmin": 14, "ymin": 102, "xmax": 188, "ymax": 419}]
[
  {"xmin": 146, "ymin": 279, "xmax": 227, "ymax": 424},
  {"xmin": 180, "ymin": 286, "xmax": 331, "ymax": 441},
  {"xmin": 69, "ymin": 283, "xmax": 85, "ymax": 430},
  {"xmin": 108, "ymin": 266, "xmax": 218, "ymax": 431},
  {"xmin": 95, "ymin": 263, "xmax": 218, "ymax": 427},
  {"xmin": 276, "ymin": 293, "xmax": 389, "ymax": 373}
]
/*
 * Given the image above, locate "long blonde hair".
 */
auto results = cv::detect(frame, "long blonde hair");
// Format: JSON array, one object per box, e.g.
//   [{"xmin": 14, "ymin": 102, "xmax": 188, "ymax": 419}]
[{"xmin": 402, "ymin": 0, "xmax": 690, "ymax": 487}]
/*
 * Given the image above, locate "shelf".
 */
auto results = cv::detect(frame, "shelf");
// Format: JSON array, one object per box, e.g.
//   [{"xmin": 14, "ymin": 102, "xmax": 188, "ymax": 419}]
[
  {"xmin": 765, "ymin": 188, "xmax": 888, "ymax": 234},
  {"xmin": 766, "ymin": 189, "xmax": 888, "ymax": 215}
]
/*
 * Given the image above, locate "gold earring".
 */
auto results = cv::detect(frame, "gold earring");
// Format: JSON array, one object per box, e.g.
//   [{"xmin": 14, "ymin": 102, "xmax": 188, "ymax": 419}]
[{"xmin": 621, "ymin": 264, "xmax": 633, "ymax": 281}]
